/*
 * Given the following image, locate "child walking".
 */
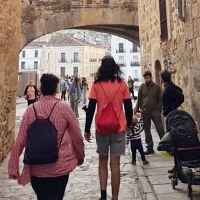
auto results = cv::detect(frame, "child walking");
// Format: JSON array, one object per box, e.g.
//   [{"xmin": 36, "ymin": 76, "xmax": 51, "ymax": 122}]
[{"xmin": 127, "ymin": 113, "xmax": 149, "ymax": 165}]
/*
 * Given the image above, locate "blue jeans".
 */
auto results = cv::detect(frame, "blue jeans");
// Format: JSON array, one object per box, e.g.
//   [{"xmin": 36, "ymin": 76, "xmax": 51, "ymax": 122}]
[
  {"xmin": 143, "ymin": 110, "xmax": 165, "ymax": 150},
  {"xmin": 82, "ymin": 87, "xmax": 87, "ymax": 104}
]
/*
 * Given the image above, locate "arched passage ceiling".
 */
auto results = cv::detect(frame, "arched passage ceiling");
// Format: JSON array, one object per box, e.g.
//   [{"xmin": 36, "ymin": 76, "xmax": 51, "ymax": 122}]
[{"xmin": 21, "ymin": 0, "xmax": 139, "ymax": 49}]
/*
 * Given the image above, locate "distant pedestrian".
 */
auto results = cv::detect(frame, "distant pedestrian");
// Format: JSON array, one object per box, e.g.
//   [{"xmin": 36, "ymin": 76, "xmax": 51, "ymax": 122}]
[
  {"xmin": 126, "ymin": 113, "xmax": 149, "ymax": 165},
  {"xmin": 135, "ymin": 71, "xmax": 165, "ymax": 155},
  {"xmin": 127, "ymin": 76, "xmax": 135, "ymax": 99},
  {"xmin": 60, "ymin": 77, "xmax": 67, "ymax": 101},
  {"xmin": 8, "ymin": 73, "xmax": 85, "ymax": 200},
  {"xmin": 78, "ymin": 77, "xmax": 82, "ymax": 91},
  {"xmin": 82, "ymin": 77, "xmax": 88, "ymax": 104},
  {"xmin": 24, "ymin": 80, "xmax": 39, "ymax": 106},
  {"xmin": 64, "ymin": 76, "xmax": 69, "ymax": 101},
  {"xmin": 67, "ymin": 76, "xmax": 81, "ymax": 118},
  {"xmin": 159, "ymin": 70, "xmax": 184, "ymax": 117},
  {"xmin": 84, "ymin": 56, "xmax": 133, "ymax": 200}
]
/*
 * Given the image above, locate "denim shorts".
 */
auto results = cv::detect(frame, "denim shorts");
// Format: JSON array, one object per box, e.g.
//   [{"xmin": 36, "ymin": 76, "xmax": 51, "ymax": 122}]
[{"xmin": 95, "ymin": 131, "xmax": 126, "ymax": 156}]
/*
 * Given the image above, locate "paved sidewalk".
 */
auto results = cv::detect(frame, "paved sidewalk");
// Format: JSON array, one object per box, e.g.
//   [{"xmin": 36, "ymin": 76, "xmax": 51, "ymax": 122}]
[{"xmin": 139, "ymin": 124, "xmax": 200, "ymax": 200}]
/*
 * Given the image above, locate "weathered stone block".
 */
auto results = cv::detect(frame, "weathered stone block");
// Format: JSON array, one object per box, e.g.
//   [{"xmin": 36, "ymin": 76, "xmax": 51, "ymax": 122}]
[
  {"xmin": 196, "ymin": 37, "xmax": 200, "ymax": 56},
  {"xmin": 191, "ymin": 2, "xmax": 199, "ymax": 19},
  {"xmin": 7, "ymin": 111, "xmax": 15, "ymax": 133}
]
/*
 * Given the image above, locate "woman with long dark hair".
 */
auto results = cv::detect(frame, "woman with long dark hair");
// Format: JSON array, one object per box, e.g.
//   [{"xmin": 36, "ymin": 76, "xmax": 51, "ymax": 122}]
[{"xmin": 84, "ymin": 56, "xmax": 133, "ymax": 200}]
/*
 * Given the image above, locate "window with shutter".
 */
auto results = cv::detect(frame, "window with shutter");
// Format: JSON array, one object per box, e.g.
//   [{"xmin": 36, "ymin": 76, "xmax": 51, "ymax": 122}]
[{"xmin": 159, "ymin": 0, "xmax": 168, "ymax": 40}]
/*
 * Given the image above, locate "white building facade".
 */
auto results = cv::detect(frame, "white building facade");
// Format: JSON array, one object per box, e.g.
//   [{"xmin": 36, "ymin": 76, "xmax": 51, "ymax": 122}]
[
  {"xmin": 19, "ymin": 35, "xmax": 105, "ymax": 78},
  {"xmin": 19, "ymin": 42, "xmax": 44, "ymax": 71},
  {"xmin": 111, "ymin": 35, "xmax": 142, "ymax": 88}
]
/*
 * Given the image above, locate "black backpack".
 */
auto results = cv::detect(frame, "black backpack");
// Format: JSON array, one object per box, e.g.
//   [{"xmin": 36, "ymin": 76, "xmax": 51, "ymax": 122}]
[
  {"xmin": 166, "ymin": 110, "xmax": 200, "ymax": 149},
  {"xmin": 23, "ymin": 101, "xmax": 64, "ymax": 165}
]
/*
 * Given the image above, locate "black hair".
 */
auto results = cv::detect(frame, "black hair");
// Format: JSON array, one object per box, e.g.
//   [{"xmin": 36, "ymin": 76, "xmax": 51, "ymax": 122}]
[
  {"xmin": 143, "ymin": 71, "xmax": 152, "ymax": 78},
  {"xmin": 159, "ymin": 70, "xmax": 171, "ymax": 82},
  {"xmin": 40, "ymin": 74, "xmax": 59, "ymax": 96},
  {"xmin": 94, "ymin": 56, "xmax": 123, "ymax": 83}
]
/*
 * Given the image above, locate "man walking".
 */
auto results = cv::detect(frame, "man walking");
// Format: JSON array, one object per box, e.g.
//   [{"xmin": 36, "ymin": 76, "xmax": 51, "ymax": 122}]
[
  {"xmin": 135, "ymin": 71, "xmax": 165, "ymax": 155},
  {"xmin": 60, "ymin": 77, "xmax": 67, "ymax": 101},
  {"xmin": 159, "ymin": 70, "xmax": 184, "ymax": 117},
  {"xmin": 159, "ymin": 70, "xmax": 184, "ymax": 178},
  {"xmin": 84, "ymin": 56, "xmax": 133, "ymax": 200}
]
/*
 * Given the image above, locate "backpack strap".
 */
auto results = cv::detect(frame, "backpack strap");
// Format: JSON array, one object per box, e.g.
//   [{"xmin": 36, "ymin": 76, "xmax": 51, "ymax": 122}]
[
  {"xmin": 32, "ymin": 103, "xmax": 37, "ymax": 118},
  {"xmin": 47, "ymin": 101, "xmax": 65, "ymax": 150},
  {"xmin": 47, "ymin": 101, "xmax": 59, "ymax": 119},
  {"xmin": 100, "ymin": 81, "xmax": 122, "ymax": 102}
]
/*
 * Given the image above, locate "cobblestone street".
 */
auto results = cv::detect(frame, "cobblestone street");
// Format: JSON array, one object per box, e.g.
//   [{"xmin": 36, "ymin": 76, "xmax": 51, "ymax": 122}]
[{"xmin": 0, "ymin": 98, "xmax": 200, "ymax": 200}]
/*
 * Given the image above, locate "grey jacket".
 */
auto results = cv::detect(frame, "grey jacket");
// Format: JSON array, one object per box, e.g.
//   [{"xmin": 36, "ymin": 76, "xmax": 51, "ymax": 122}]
[
  {"xmin": 60, "ymin": 79, "xmax": 67, "ymax": 92},
  {"xmin": 67, "ymin": 81, "xmax": 81, "ymax": 100}
]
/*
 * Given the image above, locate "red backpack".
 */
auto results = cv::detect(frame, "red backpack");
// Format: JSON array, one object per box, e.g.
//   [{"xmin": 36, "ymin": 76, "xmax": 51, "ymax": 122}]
[{"xmin": 97, "ymin": 83, "xmax": 122, "ymax": 136}]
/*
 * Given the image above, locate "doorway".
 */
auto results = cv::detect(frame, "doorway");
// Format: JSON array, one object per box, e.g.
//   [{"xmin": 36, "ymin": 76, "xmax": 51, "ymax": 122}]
[
  {"xmin": 73, "ymin": 67, "xmax": 78, "ymax": 76},
  {"xmin": 155, "ymin": 60, "xmax": 162, "ymax": 88},
  {"xmin": 60, "ymin": 67, "xmax": 65, "ymax": 77}
]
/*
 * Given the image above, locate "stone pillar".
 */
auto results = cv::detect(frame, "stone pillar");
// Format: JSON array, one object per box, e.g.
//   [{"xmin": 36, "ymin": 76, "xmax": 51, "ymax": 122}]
[{"xmin": 0, "ymin": 0, "xmax": 21, "ymax": 161}]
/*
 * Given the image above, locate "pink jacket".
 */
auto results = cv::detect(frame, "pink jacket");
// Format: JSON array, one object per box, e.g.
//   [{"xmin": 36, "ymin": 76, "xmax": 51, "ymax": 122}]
[{"xmin": 8, "ymin": 96, "xmax": 85, "ymax": 185}]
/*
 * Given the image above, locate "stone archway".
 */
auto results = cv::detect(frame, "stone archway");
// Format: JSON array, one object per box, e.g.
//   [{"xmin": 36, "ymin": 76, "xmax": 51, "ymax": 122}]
[
  {"xmin": 0, "ymin": 0, "xmax": 139, "ymax": 163},
  {"xmin": 21, "ymin": 0, "xmax": 139, "ymax": 49}
]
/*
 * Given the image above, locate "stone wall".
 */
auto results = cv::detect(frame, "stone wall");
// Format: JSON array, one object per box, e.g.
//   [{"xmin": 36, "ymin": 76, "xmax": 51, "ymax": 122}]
[
  {"xmin": 138, "ymin": 0, "xmax": 200, "ymax": 130},
  {"xmin": 0, "ymin": 1, "xmax": 21, "ymax": 161}
]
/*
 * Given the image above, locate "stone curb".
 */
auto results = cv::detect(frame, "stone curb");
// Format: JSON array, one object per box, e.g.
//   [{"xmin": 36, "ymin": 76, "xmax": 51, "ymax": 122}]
[
  {"xmin": 125, "ymin": 145, "xmax": 157, "ymax": 200},
  {"xmin": 134, "ymin": 152, "xmax": 158, "ymax": 200}
]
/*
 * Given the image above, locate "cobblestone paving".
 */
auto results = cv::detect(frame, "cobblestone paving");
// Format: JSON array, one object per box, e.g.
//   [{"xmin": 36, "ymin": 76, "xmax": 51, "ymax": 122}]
[
  {"xmin": 1, "ymin": 98, "xmax": 200, "ymax": 200},
  {"xmin": 0, "ymin": 98, "xmax": 142, "ymax": 200}
]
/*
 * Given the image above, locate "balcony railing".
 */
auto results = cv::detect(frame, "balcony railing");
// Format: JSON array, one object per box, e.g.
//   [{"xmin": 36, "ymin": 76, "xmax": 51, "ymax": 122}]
[
  {"xmin": 71, "ymin": 59, "xmax": 80, "ymax": 63},
  {"xmin": 90, "ymin": 73, "xmax": 96, "ymax": 77},
  {"xmin": 116, "ymin": 49, "xmax": 126, "ymax": 53},
  {"xmin": 20, "ymin": 65, "xmax": 38, "ymax": 70},
  {"xmin": 118, "ymin": 63, "xmax": 126, "ymax": 67},
  {"xmin": 130, "ymin": 61, "xmax": 140, "ymax": 66},
  {"xmin": 59, "ymin": 59, "xmax": 67, "ymax": 63},
  {"xmin": 90, "ymin": 59, "xmax": 97, "ymax": 62},
  {"xmin": 130, "ymin": 49, "xmax": 140, "ymax": 53}
]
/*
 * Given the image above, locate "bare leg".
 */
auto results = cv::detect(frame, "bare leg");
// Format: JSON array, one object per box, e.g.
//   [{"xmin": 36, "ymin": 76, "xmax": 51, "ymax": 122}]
[
  {"xmin": 110, "ymin": 155, "xmax": 120, "ymax": 200},
  {"xmin": 99, "ymin": 155, "xmax": 108, "ymax": 190}
]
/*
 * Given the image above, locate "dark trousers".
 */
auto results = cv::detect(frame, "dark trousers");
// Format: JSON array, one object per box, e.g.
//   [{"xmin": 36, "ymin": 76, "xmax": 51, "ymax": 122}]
[
  {"xmin": 130, "ymin": 139, "xmax": 146, "ymax": 162},
  {"xmin": 143, "ymin": 111, "xmax": 165, "ymax": 150},
  {"xmin": 28, "ymin": 99, "xmax": 36, "ymax": 106},
  {"xmin": 61, "ymin": 91, "xmax": 66, "ymax": 101},
  {"xmin": 31, "ymin": 174, "xmax": 69, "ymax": 200},
  {"xmin": 129, "ymin": 87, "xmax": 134, "ymax": 98}
]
